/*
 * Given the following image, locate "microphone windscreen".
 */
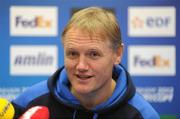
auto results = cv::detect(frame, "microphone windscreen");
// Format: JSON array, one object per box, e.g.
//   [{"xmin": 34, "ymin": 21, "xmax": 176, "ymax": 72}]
[
  {"xmin": 19, "ymin": 106, "xmax": 49, "ymax": 119},
  {"xmin": 0, "ymin": 98, "xmax": 15, "ymax": 119}
]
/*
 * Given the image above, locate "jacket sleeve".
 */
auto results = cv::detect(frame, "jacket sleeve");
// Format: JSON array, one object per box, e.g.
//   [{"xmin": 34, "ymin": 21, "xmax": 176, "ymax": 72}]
[
  {"xmin": 11, "ymin": 80, "xmax": 50, "ymax": 118},
  {"xmin": 128, "ymin": 93, "xmax": 160, "ymax": 119}
]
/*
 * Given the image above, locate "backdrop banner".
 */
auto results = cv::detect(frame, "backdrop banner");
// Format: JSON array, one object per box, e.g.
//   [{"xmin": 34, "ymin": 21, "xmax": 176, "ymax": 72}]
[{"xmin": 0, "ymin": 0, "xmax": 179, "ymax": 118}]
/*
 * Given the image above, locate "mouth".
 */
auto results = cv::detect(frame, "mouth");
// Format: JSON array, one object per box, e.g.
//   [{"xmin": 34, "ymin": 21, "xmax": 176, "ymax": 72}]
[{"xmin": 75, "ymin": 74, "xmax": 94, "ymax": 80}]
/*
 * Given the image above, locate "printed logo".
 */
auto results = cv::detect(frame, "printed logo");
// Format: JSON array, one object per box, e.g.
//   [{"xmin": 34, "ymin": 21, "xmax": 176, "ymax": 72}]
[
  {"xmin": 0, "ymin": 87, "xmax": 27, "ymax": 101},
  {"xmin": 128, "ymin": 45, "xmax": 176, "ymax": 76},
  {"xmin": 128, "ymin": 6, "xmax": 176, "ymax": 37},
  {"xmin": 137, "ymin": 86, "xmax": 174, "ymax": 103},
  {"xmin": 10, "ymin": 6, "xmax": 58, "ymax": 36},
  {"xmin": 10, "ymin": 45, "xmax": 58, "ymax": 75}
]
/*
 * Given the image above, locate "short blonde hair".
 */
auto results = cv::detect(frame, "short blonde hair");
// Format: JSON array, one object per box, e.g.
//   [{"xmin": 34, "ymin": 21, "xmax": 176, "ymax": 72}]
[{"xmin": 62, "ymin": 7, "xmax": 122, "ymax": 50}]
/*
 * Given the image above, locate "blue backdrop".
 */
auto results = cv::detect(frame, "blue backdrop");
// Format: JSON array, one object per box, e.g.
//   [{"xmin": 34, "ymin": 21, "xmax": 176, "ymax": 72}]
[{"xmin": 0, "ymin": 0, "xmax": 179, "ymax": 118}]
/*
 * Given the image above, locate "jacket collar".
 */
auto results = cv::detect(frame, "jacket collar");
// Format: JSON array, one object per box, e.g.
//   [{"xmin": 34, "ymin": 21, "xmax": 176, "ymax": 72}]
[{"xmin": 47, "ymin": 64, "xmax": 136, "ymax": 113}]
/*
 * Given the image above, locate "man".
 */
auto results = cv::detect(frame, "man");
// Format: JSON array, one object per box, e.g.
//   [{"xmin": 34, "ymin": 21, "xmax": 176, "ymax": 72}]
[{"xmin": 12, "ymin": 7, "xmax": 159, "ymax": 119}]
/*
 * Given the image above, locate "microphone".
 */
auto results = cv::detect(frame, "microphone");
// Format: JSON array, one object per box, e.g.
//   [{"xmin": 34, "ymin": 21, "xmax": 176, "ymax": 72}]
[
  {"xmin": 0, "ymin": 98, "xmax": 15, "ymax": 119},
  {"xmin": 19, "ymin": 106, "xmax": 49, "ymax": 119}
]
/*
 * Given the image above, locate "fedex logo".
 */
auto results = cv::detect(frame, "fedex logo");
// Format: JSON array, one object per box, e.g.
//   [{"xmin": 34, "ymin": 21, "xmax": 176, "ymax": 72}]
[
  {"xmin": 10, "ymin": 6, "xmax": 58, "ymax": 36},
  {"xmin": 128, "ymin": 6, "xmax": 176, "ymax": 37},
  {"xmin": 128, "ymin": 46, "xmax": 176, "ymax": 76},
  {"xmin": 134, "ymin": 55, "xmax": 170, "ymax": 68},
  {"xmin": 10, "ymin": 45, "xmax": 58, "ymax": 76},
  {"xmin": 15, "ymin": 16, "xmax": 51, "ymax": 28}
]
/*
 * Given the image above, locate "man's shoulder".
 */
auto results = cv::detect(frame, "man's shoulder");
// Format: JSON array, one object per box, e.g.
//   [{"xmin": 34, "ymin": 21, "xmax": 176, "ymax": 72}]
[
  {"xmin": 12, "ymin": 80, "xmax": 50, "ymax": 108},
  {"xmin": 128, "ymin": 93, "xmax": 160, "ymax": 119}
]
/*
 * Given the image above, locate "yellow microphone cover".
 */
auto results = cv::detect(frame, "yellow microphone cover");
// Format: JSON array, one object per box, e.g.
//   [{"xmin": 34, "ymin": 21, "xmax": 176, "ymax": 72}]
[{"xmin": 0, "ymin": 98, "xmax": 15, "ymax": 119}]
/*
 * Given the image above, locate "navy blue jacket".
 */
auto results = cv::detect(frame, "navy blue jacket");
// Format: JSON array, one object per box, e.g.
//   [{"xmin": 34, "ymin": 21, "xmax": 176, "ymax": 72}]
[{"xmin": 12, "ymin": 65, "xmax": 160, "ymax": 119}]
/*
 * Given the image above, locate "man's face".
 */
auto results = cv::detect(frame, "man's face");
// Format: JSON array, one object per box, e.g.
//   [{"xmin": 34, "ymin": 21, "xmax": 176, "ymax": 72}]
[{"xmin": 63, "ymin": 28, "xmax": 121, "ymax": 96}]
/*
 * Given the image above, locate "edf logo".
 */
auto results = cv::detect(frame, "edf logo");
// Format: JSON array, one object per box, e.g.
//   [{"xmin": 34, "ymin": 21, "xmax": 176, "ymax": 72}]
[
  {"xmin": 146, "ymin": 17, "xmax": 170, "ymax": 28},
  {"xmin": 131, "ymin": 16, "xmax": 171, "ymax": 28},
  {"xmin": 128, "ymin": 7, "xmax": 176, "ymax": 37},
  {"xmin": 15, "ymin": 16, "xmax": 51, "ymax": 28}
]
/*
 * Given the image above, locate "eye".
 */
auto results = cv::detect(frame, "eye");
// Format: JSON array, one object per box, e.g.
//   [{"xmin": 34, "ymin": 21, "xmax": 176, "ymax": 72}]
[
  {"xmin": 88, "ymin": 51, "xmax": 101, "ymax": 59},
  {"xmin": 66, "ymin": 50, "xmax": 79, "ymax": 59}
]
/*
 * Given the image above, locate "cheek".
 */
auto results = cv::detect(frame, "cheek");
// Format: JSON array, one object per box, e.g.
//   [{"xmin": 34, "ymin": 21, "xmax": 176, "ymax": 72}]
[
  {"xmin": 93, "ymin": 60, "xmax": 114, "ymax": 78},
  {"xmin": 64, "ymin": 59, "xmax": 75, "ymax": 73},
  {"xmin": 94, "ymin": 66, "xmax": 113, "ymax": 87},
  {"xmin": 65, "ymin": 58, "xmax": 74, "ymax": 67}
]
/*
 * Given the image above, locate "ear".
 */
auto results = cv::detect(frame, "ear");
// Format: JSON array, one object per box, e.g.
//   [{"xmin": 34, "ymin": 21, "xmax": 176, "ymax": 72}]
[{"xmin": 114, "ymin": 44, "xmax": 124, "ymax": 65}]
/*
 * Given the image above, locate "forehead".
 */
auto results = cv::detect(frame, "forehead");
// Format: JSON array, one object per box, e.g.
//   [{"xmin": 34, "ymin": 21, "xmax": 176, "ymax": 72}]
[
  {"xmin": 63, "ymin": 27, "xmax": 109, "ymax": 42},
  {"xmin": 63, "ymin": 28, "xmax": 112, "ymax": 47}
]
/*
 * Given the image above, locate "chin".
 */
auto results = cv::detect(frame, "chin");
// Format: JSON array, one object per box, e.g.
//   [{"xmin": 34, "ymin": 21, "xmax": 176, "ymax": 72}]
[{"xmin": 74, "ymin": 86, "xmax": 93, "ymax": 95}]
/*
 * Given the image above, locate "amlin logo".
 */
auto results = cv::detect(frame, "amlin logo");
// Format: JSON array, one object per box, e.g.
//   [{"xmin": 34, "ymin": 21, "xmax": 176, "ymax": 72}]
[
  {"xmin": 10, "ymin": 45, "xmax": 58, "ymax": 75},
  {"xmin": 10, "ymin": 6, "xmax": 58, "ymax": 36},
  {"xmin": 128, "ymin": 6, "xmax": 176, "ymax": 37},
  {"xmin": 128, "ymin": 45, "xmax": 176, "ymax": 76}
]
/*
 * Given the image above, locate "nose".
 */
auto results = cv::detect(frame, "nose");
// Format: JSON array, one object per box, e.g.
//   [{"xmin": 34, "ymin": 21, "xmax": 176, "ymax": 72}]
[{"xmin": 76, "ymin": 56, "xmax": 89, "ymax": 72}]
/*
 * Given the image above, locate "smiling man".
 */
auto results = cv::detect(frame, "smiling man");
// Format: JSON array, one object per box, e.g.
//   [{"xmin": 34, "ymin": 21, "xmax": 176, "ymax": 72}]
[{"xmin": 12, "ymin": 7, "xmax": 160, "ymax": 119}]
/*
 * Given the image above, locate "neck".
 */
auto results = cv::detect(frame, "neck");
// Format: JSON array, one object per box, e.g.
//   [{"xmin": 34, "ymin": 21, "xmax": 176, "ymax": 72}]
[{"xmin": 71, "ymin": 79, "xmax": 116, "ymax": 109}]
